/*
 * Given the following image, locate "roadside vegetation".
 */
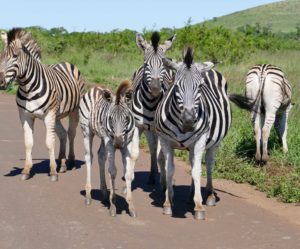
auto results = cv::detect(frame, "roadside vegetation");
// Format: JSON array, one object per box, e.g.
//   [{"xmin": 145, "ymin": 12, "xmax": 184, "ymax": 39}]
[{"xmin": 1, "ymin": 22, "xmax": 299, "ymax": 203}]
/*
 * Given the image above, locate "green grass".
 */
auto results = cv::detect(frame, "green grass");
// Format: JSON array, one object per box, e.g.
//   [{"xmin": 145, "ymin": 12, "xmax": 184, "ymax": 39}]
[{"xmin": 204, "ymin": 0, "xmax": 300, "ymax": 33}]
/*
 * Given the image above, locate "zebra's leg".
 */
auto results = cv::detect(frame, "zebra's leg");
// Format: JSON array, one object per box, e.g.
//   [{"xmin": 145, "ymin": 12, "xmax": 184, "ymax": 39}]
[
  {"xmin": 160, "ymin": 137, "xmax": 174, "ymax": 216},
  {"xmin": 83, "ymin": 128, "xmax": 94, "ymax": 205},
  {"xmin": 19, "ymin": 110, "xmax": 35, "ymax": 180},
  {"xmin": 157, "ymin": 139, "xmax": 166, "ymax": 194},
  {"xmin": 44, "ymin": 110, "xmax": 59, "ymax": 182},
  {"xmin": 55, "ymin": 120, "xmax": 67, "ymax": 173},
  {"xmin": 191, "ymin": 134, "xmax": 207, "ymax": 220},
  {"xmin": 205, "ymin": 145, "xmax": 219, "ymax": 206},
  {"xmin": 122, "ymin": 145, "xmax": 137, "ymax": 217},
  {"xmin": 67, "ymin": 108, "xmax": 79, "ymax": 169},
  {"xmin": 253, "ymin": 111, "xmax": 263, "ymax": 162},
  {"xmin": 275, "ymin": 106, "xmax": 291, "ymax": 153},
  {"xmin": 123, "ymin": 127, "xmax": 139, "ymax": 195},
  {"xmin": 144, "ymin": 130, "xmax": 158, "ymax": 185},
  {"xmin": 261, "ymin": 112, "xmax": 276, "ymax": 164},
  {"xmin": 97, "ymin": 139, "xmax": 108, "ymax": 202},
  {"xmin": 105, "ymin": 139, "xmax": 117, "ymax": 217},
  {"xmin": 187, "ymin": 152, "xmax": 195, "ymax": 204}
]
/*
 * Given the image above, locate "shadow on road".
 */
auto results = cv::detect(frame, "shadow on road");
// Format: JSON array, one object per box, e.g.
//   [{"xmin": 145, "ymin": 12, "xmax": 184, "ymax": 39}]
[
  {"xmin": 133, "ymin": 171, "xmax": 220, "ymax": 218},
  {"xmin": 80, "ymin": 189, "xmax": 131, "ymax": 216},
  {"xmin": 4, "ymin": 158, "xmax": 84, "ymax": 178}
]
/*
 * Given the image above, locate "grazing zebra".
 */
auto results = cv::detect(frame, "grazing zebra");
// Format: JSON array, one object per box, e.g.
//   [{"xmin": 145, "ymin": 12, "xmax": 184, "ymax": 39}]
[
  {"xmin": 79, "ymin": 80, "xmax": 139, "ymax": 217},
  {"xmin": 132, "ymin": 31, "xmax": 175, "ymax": 184},
  {"xmin": 229, "ymin": 64, "xmax": 292, "ymax": 164},
  {"xmin": 155, "ymin": 48, "xmax": 231, "ymax": 220},
  {"xmin": 0, "ymin": 28, "xmax": 85, "ymax": 181}
]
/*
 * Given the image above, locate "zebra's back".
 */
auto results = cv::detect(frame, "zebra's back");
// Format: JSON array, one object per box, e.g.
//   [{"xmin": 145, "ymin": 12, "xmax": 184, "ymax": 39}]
[
  {"xmin": 202, "ymin": 69, "xmax": 231, "ymax": 147},
  {"xmin": 79, "ymin": 86, "xmax": 108, "ymax": 135},
  {"xmin": 246, "ymin": 64, "xmax": 292, "ymax": 113}
]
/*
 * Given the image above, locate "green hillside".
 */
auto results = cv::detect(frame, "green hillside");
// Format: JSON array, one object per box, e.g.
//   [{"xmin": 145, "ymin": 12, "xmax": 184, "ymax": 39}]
[{"xmin": 205, "ymin": 0, "xmax": 300, "ymax": 33}]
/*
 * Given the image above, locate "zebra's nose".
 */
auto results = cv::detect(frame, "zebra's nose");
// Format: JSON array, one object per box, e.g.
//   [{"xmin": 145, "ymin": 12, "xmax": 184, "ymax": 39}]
[
  {"xmin": 150, "ymin": 78, "xmax": 161, "ymax": 97},
  {"xmin": 181, "ymin": 108, "xmax": 197, "ymax": 132},
  {"xmin": 113, "ymin": 135, "xmax": 124, "ymax": 149}
]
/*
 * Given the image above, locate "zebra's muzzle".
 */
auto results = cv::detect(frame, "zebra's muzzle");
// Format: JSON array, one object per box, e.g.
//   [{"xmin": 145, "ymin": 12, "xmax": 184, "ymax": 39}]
[{"xmin": 113, "ymin": 135, "xmax": 124, "ymax": 149}]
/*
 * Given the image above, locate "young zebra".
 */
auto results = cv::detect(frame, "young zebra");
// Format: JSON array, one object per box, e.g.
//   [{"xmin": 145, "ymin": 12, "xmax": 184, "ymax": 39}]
[
  {"xmin": 0, "ymin": 28, "xmax": 85, "ymax": 181},
  {"xmin": 155, "ymin": 48, "xmax": 231, "ymax": 220},
  {"xmin": 79, "ymin": 81, "xmax": 139, "ymax": 217},
  {"xmin": 132, "ymin": 31, "xmax": 175, "ymax": 184},
  {"xmin": 230, "ymin": 64, "xmax": 292, "ymax": 164}
]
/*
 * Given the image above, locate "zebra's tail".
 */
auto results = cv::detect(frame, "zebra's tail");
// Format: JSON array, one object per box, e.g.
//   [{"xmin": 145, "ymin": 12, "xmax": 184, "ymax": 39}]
[{"xmin": 228, "ymin": 93, "xmax": 255, "ymax": 111}]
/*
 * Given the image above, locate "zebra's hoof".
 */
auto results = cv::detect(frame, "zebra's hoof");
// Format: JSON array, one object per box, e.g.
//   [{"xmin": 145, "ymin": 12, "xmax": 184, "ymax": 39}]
[
  {"xmin": 194, "ymin": 210, "xmax": 206, "ymax": 220},
  {"xmin": 206, "ymin": 196, "xmax": 216, "ymax": 206},
  {"xmin": 109, "ymin": 206, "xmax": 116, "ymax": 217},
  {"xmin": 129, "ymin": 209, "xmax": 137, "ymax": 218},
  {"xmin": 163, "ymin": 206, "xmax": 172, "ymax": 216},
  {"xmin": 59, "ymin": 165, "xmax": 67, "ymax": 173},
  {"xmin": 85, "ymin": 198, "xmax": 92, "ymax": 205},
  {"xmin": 20, "ymin": 173, "xmax": 30, "ymax": 181},
  {"xmin": 49, "ymin": 174, "xmax": 58, "ymax": 182}
]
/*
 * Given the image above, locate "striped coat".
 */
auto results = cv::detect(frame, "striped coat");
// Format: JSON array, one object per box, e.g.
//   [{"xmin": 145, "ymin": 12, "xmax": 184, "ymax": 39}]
[
  {"xmin": 79, "ymin": 81, "xmax": 139, "ymax": 217},
  {"xmin": 0, "ymin": 28, "xmax": 85, "ymax": 181}
]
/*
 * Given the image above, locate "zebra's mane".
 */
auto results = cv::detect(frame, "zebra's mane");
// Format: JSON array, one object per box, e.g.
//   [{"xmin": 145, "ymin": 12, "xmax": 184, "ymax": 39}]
[
  {"xmin": 7, "ymin": 28, "xmax": 41, "ymax": 59},
  {"xmin": 151, "ymin": 31, "xmax": 160, "ymax": 53},
  {"xmin": 184, "ymin": 47, "xmax": 193, "ymax": 69},
  {"xmin": 115, "ymin": 80, "xmax": 131, "ymax": 105}
]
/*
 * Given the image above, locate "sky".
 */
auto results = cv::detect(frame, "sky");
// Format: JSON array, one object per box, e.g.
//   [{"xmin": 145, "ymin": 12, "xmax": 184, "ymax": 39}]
[{"xmin": 0, "ymin": 0, "xmax": 280, "ymax": 33}]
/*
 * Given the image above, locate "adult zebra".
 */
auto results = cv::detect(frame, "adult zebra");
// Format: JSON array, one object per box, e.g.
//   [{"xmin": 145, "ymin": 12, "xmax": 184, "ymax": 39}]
[
  {"xmin": 0, "ymin": 28, "xmax": 85, "ymax": 181},
  {"xmin": 230, "ymin": 64, "xmax": 292, "ymax": 164},
  {"xmin": 79, "ymin": 80, "xmax": 139, "ymax": 217},
  {"xmin": 132, "ymin": 31, "xmax": 175, "ymax": 184},
  {"xmin": 155, "ymin": 48, "xmax": 231, "ymax": 220}
]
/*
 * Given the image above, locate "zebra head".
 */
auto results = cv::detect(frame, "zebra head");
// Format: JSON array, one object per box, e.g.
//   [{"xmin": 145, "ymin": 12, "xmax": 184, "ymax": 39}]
[
  {"xmin": 0, "ymin": 28, "xmax": 41, "ymax": 89},
  {"xmin": 163, "ymin": 48, "xmax": 214, "ymax": 133},
  {"xmin": 104, "ymin": 81, "xmax": 135, "ymax": 149},
  {"xmin": 136, "ymin": 31, "xmax": 176, "ymax": 97}
]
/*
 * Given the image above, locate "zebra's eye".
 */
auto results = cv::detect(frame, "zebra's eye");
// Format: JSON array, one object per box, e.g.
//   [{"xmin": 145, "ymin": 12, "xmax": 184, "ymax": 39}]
[
  {"xmin": 125, "ymin": 116, "xmax": 130, "ymax": 123},
  {"xmin": 12, "ymin": 54, "xmax": 18, "ymax": 58}
]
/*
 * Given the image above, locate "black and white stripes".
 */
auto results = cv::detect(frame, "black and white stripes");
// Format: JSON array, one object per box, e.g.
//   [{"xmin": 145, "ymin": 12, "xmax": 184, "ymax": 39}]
[
  {"xmin": 230, "ymin": 64, "xmax": 292, "ymax": 164},
  {"xmin": 79, "ymin": 81, "xmax": 139, "ymax": 217},
  {"xmin": 0, "ymin": 28, "xmax": 85, "ymax": 181},
  {"xmin": 131, "ymin": 31, "xmax": 175, "ymax": 184},
  {"xmin": 155, "ymin": 48, "xmax": 231, "ymax": 219}
]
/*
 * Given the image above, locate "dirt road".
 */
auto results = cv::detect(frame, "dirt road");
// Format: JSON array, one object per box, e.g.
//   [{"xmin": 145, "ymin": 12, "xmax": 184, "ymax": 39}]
[{"xmin": 0, "ymin": 93, "xmax": 299, "ymax": 249}]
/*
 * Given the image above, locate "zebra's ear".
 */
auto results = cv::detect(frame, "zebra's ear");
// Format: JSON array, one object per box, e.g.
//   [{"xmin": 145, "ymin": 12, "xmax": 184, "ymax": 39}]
[
  {"xmin": 161, "ymin": 34, "xmax": 176, "ymax": 52},
  {"xmin": 195, "ymin": 61, "xmax": 215, "ymax": 72},
  {"xmin": 0, "ymin": 31, "xmax": 7, "ymax": 46},
  {"xmin": 103, "ymin": 90, "xmax": 113, "ymax": 103},
  {"xmin": 136, "ymin": 33, "xmax": 150, "ymax": 51},
  {"xmin": 162, "ymin": 57, "xmax": 179, "ymax": 71}
]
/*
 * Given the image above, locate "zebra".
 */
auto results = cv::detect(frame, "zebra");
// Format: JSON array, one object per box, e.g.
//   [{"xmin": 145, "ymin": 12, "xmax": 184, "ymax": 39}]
[
  {"xmin": 229, "ymin": 64, "xmax": 292, "ymax": 164},
  {"xmin": 132, "ymin": 31, "xmax": 175, "ymax": 185},
  {"xmin": 79, "ymin": 80, "xmax": 139, "ymax": 217},
  {"xmin": 155, "ymin": 48, "xmax": 231, "ymax": 220},
  {"xmin": 0, "ymin": 28, "xmax": 85, "ymax": 181}
]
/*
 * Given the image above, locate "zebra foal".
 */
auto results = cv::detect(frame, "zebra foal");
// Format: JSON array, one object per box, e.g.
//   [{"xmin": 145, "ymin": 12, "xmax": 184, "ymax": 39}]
[
  {"xmin": 79, "ymin": 80, "xmax": 139, "ymax": 217},
  {"xmin": 155, "ymin": 48, "xmax": 231, "ymax": 219},
  {"xmin": 132, "ymin": 31, "xmax": 175, "ymax": 184},
  {"xmin": 230, "ymin": 64, "xmax": 292, "ymax": 164},
  {"xmin": 0, "ymin": 28, "xmax": 85, "ymax": 181}
]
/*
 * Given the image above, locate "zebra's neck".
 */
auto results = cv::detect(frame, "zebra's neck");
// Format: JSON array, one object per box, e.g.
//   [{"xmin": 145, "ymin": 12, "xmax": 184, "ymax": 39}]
[{"xmin": 17, "ymin": 54, "xmax": 46, "ymax": 94}]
